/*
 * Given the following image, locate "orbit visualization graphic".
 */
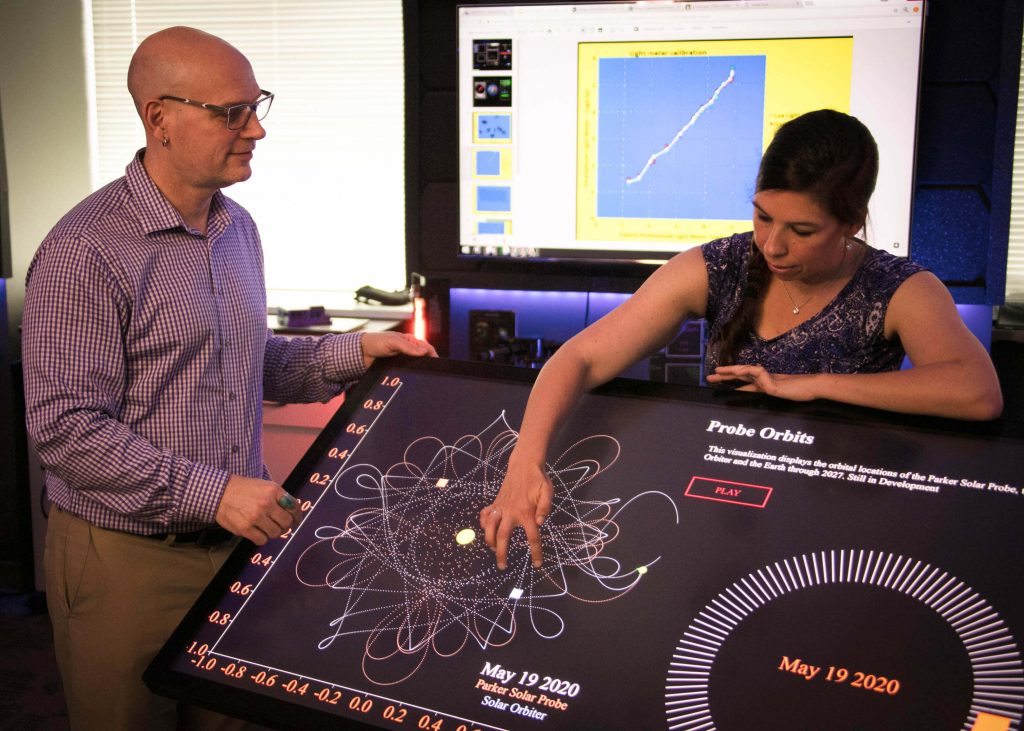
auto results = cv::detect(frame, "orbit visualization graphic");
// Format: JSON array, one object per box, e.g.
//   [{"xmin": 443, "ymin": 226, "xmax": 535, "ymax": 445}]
[
  {"xmin": 293, "ymin": 412, "xmax": 678, "ymax": 686},
  {"xmin": 665, "ymin": 549, "xmax": 1024, "ymax": 730},
  {"xmin": 152, "ymin": 361, "xmax": 1024, "ymax": 731}
]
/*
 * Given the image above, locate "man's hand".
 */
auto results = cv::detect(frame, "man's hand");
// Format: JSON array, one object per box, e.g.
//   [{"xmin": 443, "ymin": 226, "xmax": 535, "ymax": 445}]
[
  {"xmin": 360, "ymin": 332, "xmax": 437, "ymax": 369},
  {"xmin": 215, "ymin": 475, "xmax": 300, "ymax": 546}
]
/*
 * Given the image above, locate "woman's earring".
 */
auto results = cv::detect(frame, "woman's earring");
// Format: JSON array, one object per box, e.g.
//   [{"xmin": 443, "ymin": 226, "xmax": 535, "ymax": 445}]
[{"xmin": 161, "ymin": 136, "xmax": 169, "ymax": 147}]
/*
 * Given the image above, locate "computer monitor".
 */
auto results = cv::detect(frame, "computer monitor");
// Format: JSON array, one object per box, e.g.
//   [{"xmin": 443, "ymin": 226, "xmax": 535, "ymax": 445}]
[{"xmin": 457, "ymin": 0, "xmax": 926, "ymax": 263}]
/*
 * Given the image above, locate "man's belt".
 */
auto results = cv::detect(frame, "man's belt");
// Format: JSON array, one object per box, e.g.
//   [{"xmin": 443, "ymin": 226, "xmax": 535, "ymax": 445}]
[{"xmin": 147, "ymin": 527, "xmax": 234, "ymax": 547}]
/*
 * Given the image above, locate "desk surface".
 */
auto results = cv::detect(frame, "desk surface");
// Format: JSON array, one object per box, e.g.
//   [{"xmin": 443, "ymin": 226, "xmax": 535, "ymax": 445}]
[
  {"xmin": 266, "ymin": 315, "xmax": 372, "ymax": 335},
  {"xmin": 268, "ymin": 289, "xmax": 413, "ymax": 321},
  {"xmin": 267, "ymin": 315, "xmax": 407, "ymax": 336}
]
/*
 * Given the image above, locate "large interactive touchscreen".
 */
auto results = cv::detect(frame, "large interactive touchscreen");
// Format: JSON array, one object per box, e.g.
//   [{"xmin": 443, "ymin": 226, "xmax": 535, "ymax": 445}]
[{"xmin": 146, "ymin": 358, "xmax": 1024, "ymax": 731}]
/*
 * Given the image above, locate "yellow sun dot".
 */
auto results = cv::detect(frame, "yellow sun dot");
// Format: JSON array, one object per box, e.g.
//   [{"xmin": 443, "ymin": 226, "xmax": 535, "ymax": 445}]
[
  {"xmin": 455, "ymin": 528, "xmax": 476, "ymax": 546},
  {"xmin": 636, "ymin": 566, "xmax": 648, "ymax": 575}
]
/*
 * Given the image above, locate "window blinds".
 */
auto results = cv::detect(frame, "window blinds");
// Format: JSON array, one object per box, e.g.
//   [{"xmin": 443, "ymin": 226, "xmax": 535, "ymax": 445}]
[{"xmin": 88, "ymin": 0, "xmax": 407, "ymax": 296}]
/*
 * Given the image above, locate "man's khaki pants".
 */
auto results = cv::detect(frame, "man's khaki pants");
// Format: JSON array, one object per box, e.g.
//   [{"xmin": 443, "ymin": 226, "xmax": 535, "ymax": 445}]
[{"xmin": 45, "ymin": 506, "xmax": 245, "ymax": 731}]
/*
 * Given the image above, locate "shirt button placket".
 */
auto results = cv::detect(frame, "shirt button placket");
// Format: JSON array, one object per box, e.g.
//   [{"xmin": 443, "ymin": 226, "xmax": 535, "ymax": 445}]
[{"xmin": 211, "ymin": 249, "xmax": 240, "ymax": 469}]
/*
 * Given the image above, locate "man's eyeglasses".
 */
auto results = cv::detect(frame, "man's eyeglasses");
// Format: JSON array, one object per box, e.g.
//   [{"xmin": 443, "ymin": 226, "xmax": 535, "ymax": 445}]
[{"xmin": 159, "ymin": 90, "xmax": 274, "ymax": 130}]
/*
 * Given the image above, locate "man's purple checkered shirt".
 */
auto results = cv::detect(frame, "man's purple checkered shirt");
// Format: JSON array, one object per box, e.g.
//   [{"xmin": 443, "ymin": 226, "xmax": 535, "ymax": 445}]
[{"xmin": 22, "ymin": 151, "xmax": 365, "ymax": 535}]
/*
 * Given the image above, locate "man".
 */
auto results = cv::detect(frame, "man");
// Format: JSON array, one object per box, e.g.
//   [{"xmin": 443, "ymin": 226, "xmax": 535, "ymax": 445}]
[{"xmin": 21, "ymin": 26, "xmax": 434, "ymax": 730}]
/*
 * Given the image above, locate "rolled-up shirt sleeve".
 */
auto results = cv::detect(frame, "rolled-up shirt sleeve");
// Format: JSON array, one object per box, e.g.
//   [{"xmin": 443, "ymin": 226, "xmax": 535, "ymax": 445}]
[{"xmin": 262, "ymin": 330, "xmax": 367, "ymax": 404}]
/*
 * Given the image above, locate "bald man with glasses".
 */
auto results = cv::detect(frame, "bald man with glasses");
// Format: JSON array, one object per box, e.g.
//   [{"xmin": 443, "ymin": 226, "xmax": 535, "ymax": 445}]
[{"xmin": 22, "ymin": 26, "xmax": 433, "ymax": 730}]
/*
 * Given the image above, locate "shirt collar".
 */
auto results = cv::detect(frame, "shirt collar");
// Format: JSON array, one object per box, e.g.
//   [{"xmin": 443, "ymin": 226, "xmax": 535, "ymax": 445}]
[{"xmin": 126, "ymin": 150, "xmax": 233, "ymax": 239}]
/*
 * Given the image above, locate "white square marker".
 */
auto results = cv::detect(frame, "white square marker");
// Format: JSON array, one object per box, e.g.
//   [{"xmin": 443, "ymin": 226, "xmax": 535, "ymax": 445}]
[
  {"xmin": 508, "ymin": 588, "xmax": 524, "ymax": 600},
  {"xmin": 436, "ymin": 478, "xmax": 449, "ymax": 488}
]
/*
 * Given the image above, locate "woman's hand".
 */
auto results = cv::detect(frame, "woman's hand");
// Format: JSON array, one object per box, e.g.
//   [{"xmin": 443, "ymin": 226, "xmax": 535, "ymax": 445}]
[
  {"xmin": 479, "ymin": 458, "xmax": 553, "ymax": 570},
  {"xmin": 707, "ymin": 365, "xmax": 818, "ymax": 402}
]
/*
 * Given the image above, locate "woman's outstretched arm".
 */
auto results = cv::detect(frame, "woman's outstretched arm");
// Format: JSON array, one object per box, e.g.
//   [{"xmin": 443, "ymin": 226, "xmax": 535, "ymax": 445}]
[{"xmin": 480, "ymin": 247, "xmax": 711, "ymax": 568}]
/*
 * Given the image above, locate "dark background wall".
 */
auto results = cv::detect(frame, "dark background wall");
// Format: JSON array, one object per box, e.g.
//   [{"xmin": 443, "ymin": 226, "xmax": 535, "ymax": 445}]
[
  {"xmin": 1, "ymin": 94, "xmax": 32, "ymax": 590},
  {"xmin": 0, "ymin": 95, "xmax": 11, "ymax": 281},
  {"xmin": 913, "ymin": 1, "xmax": 1023, "ymax": 304},
  {"xmin": 404, "ymin": 0, "xmax": 1024, "ymax": 308}
]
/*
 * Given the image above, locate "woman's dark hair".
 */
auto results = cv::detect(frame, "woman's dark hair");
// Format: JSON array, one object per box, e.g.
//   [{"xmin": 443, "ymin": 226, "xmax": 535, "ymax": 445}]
[{"xmin": 713, "ymin": 109, "xmax": 879, "ymax": 366}]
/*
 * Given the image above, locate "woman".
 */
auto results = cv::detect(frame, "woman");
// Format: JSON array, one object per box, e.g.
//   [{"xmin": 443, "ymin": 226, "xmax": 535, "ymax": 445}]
[{"xmin": 480, "ymin": 109, "xmax": 1003, "ymax": 570}]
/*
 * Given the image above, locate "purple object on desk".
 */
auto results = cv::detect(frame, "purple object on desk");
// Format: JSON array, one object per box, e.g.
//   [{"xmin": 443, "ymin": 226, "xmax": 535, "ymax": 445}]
[{"xmin": 276, "ymin": 306, "xmax": 331, "ymax": 328}]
